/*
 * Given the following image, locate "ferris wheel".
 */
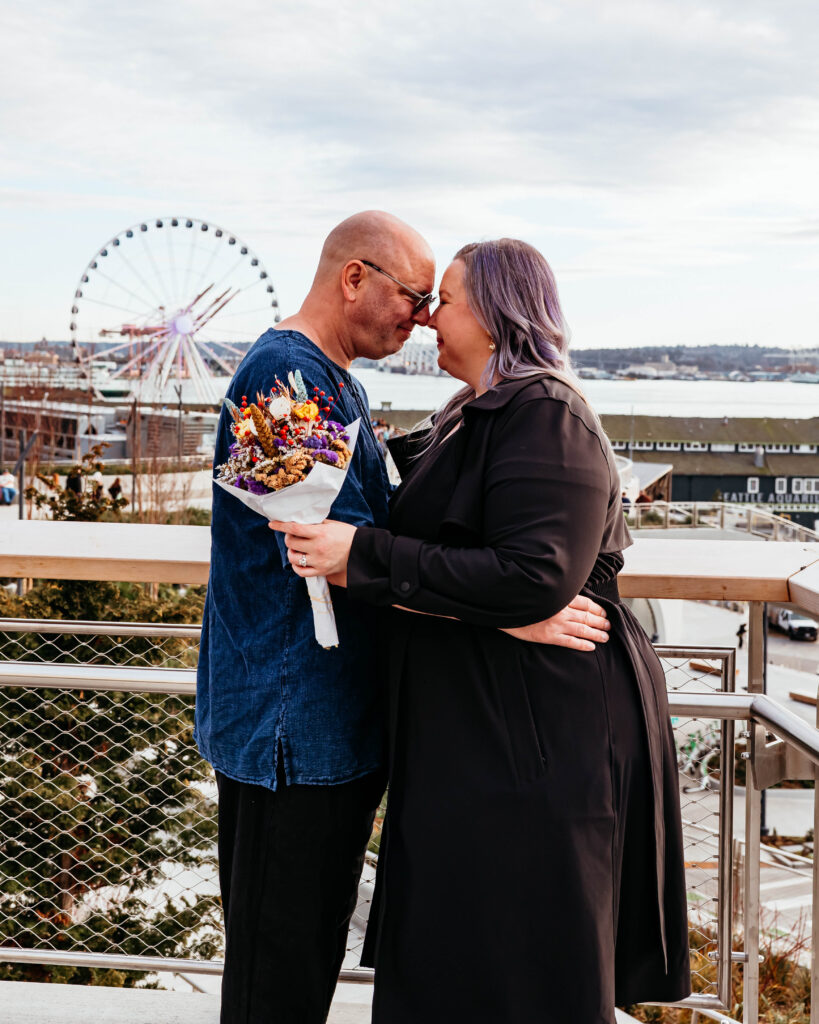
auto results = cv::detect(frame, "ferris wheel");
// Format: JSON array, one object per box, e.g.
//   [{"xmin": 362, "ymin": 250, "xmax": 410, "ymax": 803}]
[{"xmin": 70, "ymin": 217, "xmax": 280, "ymax": 404}]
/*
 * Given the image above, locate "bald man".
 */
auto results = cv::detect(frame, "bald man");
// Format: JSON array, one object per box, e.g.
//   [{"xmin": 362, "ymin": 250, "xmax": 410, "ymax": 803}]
[{"xmin": 195, "ymin": 212, "xmax": 435, "ymax": 1023}]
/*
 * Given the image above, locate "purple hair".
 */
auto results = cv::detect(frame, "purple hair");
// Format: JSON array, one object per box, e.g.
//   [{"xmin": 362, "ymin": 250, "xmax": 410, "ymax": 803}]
[{"xmin": 423, "ymin": 238, "xmax": 582, "ymax": 451}]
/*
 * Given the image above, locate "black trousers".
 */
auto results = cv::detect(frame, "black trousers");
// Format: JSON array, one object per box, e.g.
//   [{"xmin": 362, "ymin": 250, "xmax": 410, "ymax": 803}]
[{"xmin": 216, "ymin": 767, "xmax": 384, "ymax": 1024}]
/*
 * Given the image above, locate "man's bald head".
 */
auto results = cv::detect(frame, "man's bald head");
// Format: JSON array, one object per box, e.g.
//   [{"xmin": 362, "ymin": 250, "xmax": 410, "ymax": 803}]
[
  {"xmin": 285, "ymin": 210, "xmax": 434, "ymax": 366},
  {"xmin": 314, "ymin": 210, "xmax": 433, "ymax": 284}
]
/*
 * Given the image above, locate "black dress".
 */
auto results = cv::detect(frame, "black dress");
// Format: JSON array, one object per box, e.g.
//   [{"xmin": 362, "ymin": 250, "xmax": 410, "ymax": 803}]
[{"xmin": 347, "ymin": 375, "xmax": 691, "ymax": 1023}]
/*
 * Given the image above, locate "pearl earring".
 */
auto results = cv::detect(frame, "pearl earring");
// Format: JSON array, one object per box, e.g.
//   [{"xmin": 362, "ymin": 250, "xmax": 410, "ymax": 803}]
[{"xmin": 488, "ymin": 341, "xmax": 496, "ymax": 352}]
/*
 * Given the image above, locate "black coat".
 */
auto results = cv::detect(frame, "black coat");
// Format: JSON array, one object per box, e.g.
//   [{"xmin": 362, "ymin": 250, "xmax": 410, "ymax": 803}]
[{"xmin": 348, "ymin": 375, "xmax": 691, "ymax": 1023}]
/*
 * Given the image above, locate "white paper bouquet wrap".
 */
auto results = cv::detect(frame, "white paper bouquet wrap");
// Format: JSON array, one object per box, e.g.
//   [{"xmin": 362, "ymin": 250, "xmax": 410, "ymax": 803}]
[{"xmin": 215, "ymin": 419, "xmax": 360, "ymax": 649}]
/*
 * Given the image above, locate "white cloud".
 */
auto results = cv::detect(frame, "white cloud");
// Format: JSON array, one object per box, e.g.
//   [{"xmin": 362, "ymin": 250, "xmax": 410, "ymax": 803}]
[{"xmin": 1, "ymin": 0, "xmax": 817, "ymax": 346}]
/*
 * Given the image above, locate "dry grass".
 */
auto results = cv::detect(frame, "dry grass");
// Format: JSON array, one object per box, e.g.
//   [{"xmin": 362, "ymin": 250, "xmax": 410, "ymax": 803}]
[
  {"xmin": 624, "ymin": 920, "xmax": 812, "ymax": 1023},
  {"xmin": 123, "ymin": 456, "xmax": 203, "ymax": 525}
]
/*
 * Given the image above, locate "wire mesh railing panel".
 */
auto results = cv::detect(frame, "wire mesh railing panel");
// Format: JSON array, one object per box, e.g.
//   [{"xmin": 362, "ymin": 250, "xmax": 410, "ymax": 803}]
[
  {"xmin": 0, "ymin": 626, "xmax": 742, "ymax": 988},
  {"xmin": 656, "ymin": 647, "xmax": 735, "ymax": 1004},
  {"xmin": 0, "ymin": 682, "xmax": 220, "ymax": 965},
  {"xmin": 0, "ymin": 622, "xmax": 200, "ymax": 670},
  {"xmin": 343, "ymin": 857, "xmax": 377, "ymax": 974}
]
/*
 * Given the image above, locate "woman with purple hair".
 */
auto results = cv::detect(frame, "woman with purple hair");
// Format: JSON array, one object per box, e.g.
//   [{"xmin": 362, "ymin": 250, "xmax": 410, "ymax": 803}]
[{"xmin": 272, "ymin": 239, "xmax": 691, "ymax": 1022}]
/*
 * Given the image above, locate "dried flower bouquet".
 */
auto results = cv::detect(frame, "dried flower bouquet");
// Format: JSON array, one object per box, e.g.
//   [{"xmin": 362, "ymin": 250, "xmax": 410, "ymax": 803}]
[{"xmin": 214, "ymin": 370, "xmax": 360, "ymax": 647}]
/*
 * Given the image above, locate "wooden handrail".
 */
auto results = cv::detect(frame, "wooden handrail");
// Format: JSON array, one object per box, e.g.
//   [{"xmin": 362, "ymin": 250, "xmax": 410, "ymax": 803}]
[{"xmin": 1, "ymin": 520, "xmax": 818, "ymax": 612}]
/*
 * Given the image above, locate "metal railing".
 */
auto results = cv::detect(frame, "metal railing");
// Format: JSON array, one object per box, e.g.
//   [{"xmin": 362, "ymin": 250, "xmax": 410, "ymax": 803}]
[
  {"xmin": 659, "ymin": 646, "xmax": 737, "ymax": 1014},
  {"xmin": 0, "ymin": 618, "xmax": 372, "ymax": 984},
  {"xmin": 667, "ymin": 691, "xmax": 819, "ymax": 1024},
  {"xmin": 1, "ymin": 611, "xmax": 819, "ymax": 1022},
  {"xmin": 0, "ymin": 621, "xmax": 219, "ymax": 978},
  {"xmin": 627, "ymin": 501, "xmax": 819, "ymax": 542}
]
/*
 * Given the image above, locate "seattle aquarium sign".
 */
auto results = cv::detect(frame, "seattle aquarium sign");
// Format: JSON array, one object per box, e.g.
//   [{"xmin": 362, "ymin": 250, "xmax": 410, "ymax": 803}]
[{"xmin": 721, "ymin": 492, "xmax": 819, "ymax": 504}]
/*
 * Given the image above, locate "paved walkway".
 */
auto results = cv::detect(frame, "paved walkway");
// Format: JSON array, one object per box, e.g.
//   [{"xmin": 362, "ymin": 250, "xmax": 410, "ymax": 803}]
[
  {"xmin": 0, "ymin": 979, "xmax": 373, "ymax": 1023},
  {"xmin": 0, "ymin": 979, "xmax": 641, "ymax": 1022}
]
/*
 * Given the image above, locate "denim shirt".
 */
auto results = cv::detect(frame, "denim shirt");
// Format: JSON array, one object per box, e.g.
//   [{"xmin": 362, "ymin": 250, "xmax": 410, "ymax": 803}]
[{"xmin": 195, "ymin": 329, "xmax": 391, "ymax": 789}]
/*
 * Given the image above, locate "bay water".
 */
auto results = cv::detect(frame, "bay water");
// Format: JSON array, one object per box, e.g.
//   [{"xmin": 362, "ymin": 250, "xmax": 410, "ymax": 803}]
[{"xmin": 199, "ymin": 371, "xmax": 817, "ymax": 419}]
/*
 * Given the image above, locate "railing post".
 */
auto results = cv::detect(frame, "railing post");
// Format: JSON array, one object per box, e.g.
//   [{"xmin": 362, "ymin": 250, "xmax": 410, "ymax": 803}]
[
  {"xmin": 743, "ymin": 602, "xmax": 765, "ymax": 1024},
  {"xmin": 17, "ymin": 429, "xmax": 25, "ymax": 524},
  {"xmin": 717, "ymin": 649, "xmax": 737, "ymax": 1011},
  {"xmin": 812, "ymin": 694, "xmax": 819, "ymax": 1024}
]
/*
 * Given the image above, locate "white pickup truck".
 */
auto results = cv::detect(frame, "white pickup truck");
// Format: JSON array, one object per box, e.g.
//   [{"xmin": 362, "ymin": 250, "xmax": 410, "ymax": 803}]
[{"xmin": 767, "ymin": 605, "xmax": 819, "ymax": 641}]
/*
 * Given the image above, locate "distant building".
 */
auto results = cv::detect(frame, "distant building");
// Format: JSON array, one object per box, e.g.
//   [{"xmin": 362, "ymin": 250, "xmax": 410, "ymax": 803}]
[
  {"xmin": 0, "ymin": 398, "xmax": 217, "ymax": 464},
  {"xmin": 576, "ymin": 367, "xmax": 615, "ymax": 380},
  {"xmin": 618, "ymin": 354, "xmax": 679, "ymax": 379},
  {"xmin": 380, "ymin": 328, "xmax": 445, "ymax": 376},
  {"xmin": 761, "ymin": 350, "xmax": 819, "ymax": 372},
  {"xmin": 601, "ymin": 414, "xmax": 819, "ymax": 529}
]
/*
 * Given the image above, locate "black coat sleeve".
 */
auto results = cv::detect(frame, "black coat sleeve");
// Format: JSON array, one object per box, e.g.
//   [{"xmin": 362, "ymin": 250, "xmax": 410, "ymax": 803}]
[{"xmin": 347, "ymin": 395, "xmax": 611, "ymax": 627}]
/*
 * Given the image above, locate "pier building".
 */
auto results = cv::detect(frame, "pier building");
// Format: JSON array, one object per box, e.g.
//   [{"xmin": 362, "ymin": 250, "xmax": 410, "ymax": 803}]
[{"xmin": 604, "ymin": 414, "xmax": 819, "ymax": 529}]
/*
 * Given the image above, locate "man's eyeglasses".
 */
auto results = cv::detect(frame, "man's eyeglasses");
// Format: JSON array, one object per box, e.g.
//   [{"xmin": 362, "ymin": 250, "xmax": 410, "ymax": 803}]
[{"xmin": 358, "ymin": 259, "xmax": 435, "ymax": 316}]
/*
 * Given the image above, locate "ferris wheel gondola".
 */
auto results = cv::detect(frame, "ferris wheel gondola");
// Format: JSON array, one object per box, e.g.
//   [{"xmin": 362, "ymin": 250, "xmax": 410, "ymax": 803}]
[{"xmin": 70, "ymin": 217, "xmax": 280, "ymax": 403}]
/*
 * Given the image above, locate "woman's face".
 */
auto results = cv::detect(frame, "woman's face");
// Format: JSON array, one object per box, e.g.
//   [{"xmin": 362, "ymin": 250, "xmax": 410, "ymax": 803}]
[{"xmin": 428, "ymin": 260, "xmax": 493, "ymax": 389}]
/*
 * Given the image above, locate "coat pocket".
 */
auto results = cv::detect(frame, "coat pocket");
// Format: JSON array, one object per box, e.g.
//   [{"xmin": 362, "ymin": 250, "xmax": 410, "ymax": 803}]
[{"xmin": 498, "ymin": 672, "xmax": 549, "ymax": 784}]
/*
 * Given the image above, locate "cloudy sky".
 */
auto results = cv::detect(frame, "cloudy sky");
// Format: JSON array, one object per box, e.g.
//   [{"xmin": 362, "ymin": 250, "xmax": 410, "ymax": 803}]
[{"xmin": 1, "ymin": 0, "xmax": 817, "ymax": 349}]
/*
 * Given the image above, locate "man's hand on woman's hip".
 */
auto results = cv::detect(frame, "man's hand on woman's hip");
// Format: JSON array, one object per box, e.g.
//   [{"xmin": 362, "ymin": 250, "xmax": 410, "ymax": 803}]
[{"xmin": 501, "ymin": 595, "xmax": 610, "ymax": 651}]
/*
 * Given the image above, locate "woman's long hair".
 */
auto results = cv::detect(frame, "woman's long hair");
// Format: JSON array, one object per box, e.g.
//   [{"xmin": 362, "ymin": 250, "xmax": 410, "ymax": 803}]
[{"xmin": 421, "ymin": 238, "xmax": 584, "ymax": 451}]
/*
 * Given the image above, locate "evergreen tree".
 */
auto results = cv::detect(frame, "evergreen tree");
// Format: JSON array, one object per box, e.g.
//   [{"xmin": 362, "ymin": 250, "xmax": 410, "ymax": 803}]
[{"xmin": 0, "ymin": 448, "xmax": 218, "ymax": 986}]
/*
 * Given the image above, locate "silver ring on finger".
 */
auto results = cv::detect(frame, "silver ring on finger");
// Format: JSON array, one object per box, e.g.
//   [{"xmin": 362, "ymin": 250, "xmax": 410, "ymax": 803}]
[{"xmin": 299, "ymin": 553, "xmax": 308, "ymax": 568}]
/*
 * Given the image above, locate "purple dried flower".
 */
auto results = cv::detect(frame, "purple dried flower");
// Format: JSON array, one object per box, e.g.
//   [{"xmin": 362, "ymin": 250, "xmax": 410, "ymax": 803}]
[
  {"xmin": 315, "ymin": 449, "xmax": 339, "ymax": 465},
  {"xmin": 246, "ymin": 479, "xmax": 269, "ymax": 495}
]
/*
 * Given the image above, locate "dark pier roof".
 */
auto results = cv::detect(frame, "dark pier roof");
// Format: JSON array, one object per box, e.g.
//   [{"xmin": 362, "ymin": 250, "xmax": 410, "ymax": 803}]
[{"xmin": 600, "ymin": 415, "xmax": 819, "ymax": 445}]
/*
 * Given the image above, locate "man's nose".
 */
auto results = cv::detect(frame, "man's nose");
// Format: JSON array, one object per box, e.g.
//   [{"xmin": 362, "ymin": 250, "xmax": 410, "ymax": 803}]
[{"xmin": 413, "ymin": 305, "xmax": 432, "ymax": 327}]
